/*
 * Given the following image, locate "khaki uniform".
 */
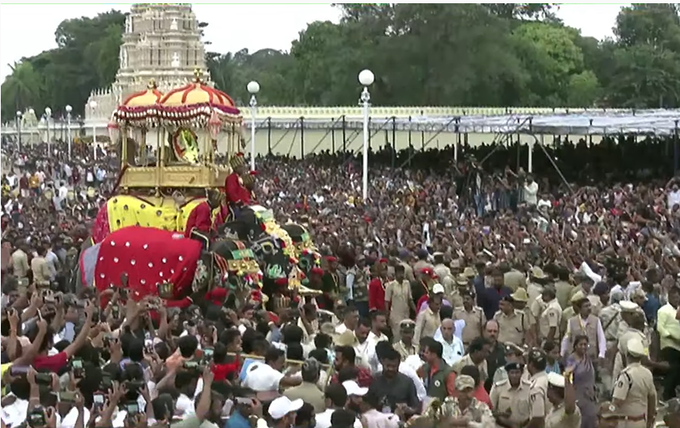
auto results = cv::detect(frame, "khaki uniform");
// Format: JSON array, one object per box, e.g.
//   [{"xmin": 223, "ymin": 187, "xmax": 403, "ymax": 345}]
[
  {"xmin": 440, "ymin": 397, "xmax": 494, "ymax": 428},
  {"xmin": 613, "ymin": 329, "xmax": 648, "ymax": 382},
  {"xmin": 527, "ymin": 282, "xmax": 544, "ymax": 304},
  {"xmin": 555, "ymin": 280, "xmax": 575, "ymax": 310},
  {"xmin": 528, "ymin": 371, "xmax": 549, "ymax": 422},
  {"xmin": 587, "ymin": 295, "xmax": 603, "ymax": 316},
  {"xmin": 611, "ymin": 363, "xmax": 656, "ymax": 428},
  {"xmin": 452, "ymin": 354, "xmax": 489, "ymax": 382},
  {"xmin": 385, "ymin": 279, "xmax": 412, "ymax": 341},
  {"xmin": 504, "ymin": 269, "xmax": 526, "ymax": 291},
  {"xmin": 400, "ymin": 261, "xmax": 416, "ymax": 283},
  {"xmin": 453, "ymin": 306, "xmax": 486, "ymax": 346},
  {"xmin": 530, "ymin": 295, "xmax": 547, "ymax": 324},
  {"xmin": 599, "ymin": 304, "xmax": 622, "ymax": 349},
  {"xmin": 539, "ymin": 299, "xmax": 562, "ymax": 342},
  {"xmin": 494, "ymin": 309, "xmax": 530, "ymax": 346},
  {"xmin": 394, "ymin": 341, "xmax": 419, "ymax": 362},
  {"xmin": 10, "ymin": 249, "xmax": 29, "ymax": 279},
  {"xmin": 414, "ymin": 307, "xmax": 441, "ymax": 344},
  {"xmin": 545, "ymin": 403, "xmax": 582, "ymax": 428},
  {"xmin": 489, "ymin": 378, "xmax": 531, "ymax": 427}
]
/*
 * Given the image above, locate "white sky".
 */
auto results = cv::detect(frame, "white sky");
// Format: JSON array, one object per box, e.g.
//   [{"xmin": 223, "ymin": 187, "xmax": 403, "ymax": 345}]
[{"xmin": 0, "ymin": 2, "xmax": 628, "ymax": 81}]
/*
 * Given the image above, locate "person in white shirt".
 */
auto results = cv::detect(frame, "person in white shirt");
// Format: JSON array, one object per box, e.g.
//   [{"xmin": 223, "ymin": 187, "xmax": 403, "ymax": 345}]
[
  {"xmin": 174, "ymin": 370, "xmax": 198, "ymax": 417},
  {"xmin": 315, "ymin": 383, "xmax": 363, "ymax": 428},
  {"xmin": 436, "ymin": 318, "xmax": 464, "ymax": 366},
  {"xmin": 335, "ymin": 306, "xmax": 360, "ymax": 334},
  {"xmin": 243, "ymin": 347, "xmax": 301, "ymax": 393},
  {"xmin": 522, "ymin": 174, "xmax": 539, "ymax": 206},
  {"xmin": 668, "ymin": 180, "xmax": 680, "ymax": 209},
  {"xmin": 657, "ymin": 286, "xmax": 680, "ymax": 401}
]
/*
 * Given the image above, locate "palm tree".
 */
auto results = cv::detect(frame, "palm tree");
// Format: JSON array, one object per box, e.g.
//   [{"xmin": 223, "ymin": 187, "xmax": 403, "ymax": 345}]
[{"xmin": 1, "ymin": 61, "xmax": 42, "ymax": 114}]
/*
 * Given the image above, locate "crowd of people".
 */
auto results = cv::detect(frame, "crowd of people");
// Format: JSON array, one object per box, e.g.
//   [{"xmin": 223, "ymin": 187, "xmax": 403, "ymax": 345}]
[{"xmin": 2, "ymin": 132, "xmax": 680, "ymax": 428}]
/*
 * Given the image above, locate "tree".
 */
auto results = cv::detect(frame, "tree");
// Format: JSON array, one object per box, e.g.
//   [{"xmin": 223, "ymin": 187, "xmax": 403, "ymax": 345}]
[
  {"xmin": 615, "ymin": 4, "xmax": 680, "ymax": 52},
  {"xmin": 1, "ymin": 61, "xmax": 42, "ymax": 121}
]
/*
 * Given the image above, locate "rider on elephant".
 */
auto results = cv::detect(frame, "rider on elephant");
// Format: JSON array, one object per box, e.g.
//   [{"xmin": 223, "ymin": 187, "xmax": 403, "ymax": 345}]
[
  {"xmin": 242, "ymin": 170, "xmax": 257, "ymax": 203},
  {"xmin": 225, "ymin": 153, "xmax": 251, "ymax": 218},
  {"xmin": 184, "ymin": 188, "xmax": 223, "ymax": 247}
]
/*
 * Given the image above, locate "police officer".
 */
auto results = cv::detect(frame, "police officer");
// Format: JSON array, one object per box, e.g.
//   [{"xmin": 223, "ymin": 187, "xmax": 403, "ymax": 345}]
[
  {"xmin": 611, "ymin": 338, "xmax": 657, "ymax": 428},
  {"xmin": 545, "ymin": 371, "xmax": 581, "ymax": 428},
  {"xmin": 394, "ymin": 319, "xmax": 418, "ymax": 361},
  {"xmin": 526, "ymin": 348, "xmax": 549, "ymax": 428},
  {"xmin": 613, "ymin": 303, "xmax": 648, "ymax": 382},
  {"xmin": 598, "ymin": 401, "xmax": 622, "ymax": 428},
  {"xmin": 490, "ymin": 361, "xmax": 531, "ymax": 428}
]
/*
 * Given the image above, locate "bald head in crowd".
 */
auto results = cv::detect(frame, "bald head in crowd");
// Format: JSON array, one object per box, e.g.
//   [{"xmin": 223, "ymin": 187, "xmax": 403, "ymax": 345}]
[{"xmin": 441, "ymin": 318, "xmax": 455, "ymax": 341}]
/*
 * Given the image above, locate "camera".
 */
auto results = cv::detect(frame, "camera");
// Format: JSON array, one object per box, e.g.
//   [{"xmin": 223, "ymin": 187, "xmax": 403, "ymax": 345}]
[
  {"xmin": 27, "ymin": 407, "xmax": 46, "ymax": 428},
  {"xmin": 101, "ymin": 372, "xmax": 113, "ymax": 390},
  {"xmin": 70, "ymin": 358, "xmax": 84, "ymax": 378},
  {"xmin": 111, "ymin": 304, "xmax": 120, "ymax": 319}
]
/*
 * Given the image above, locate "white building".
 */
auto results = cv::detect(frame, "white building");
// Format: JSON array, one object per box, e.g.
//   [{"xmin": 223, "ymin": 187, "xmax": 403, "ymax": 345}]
[{"xmin": 84, "ymin": 3, "xmax": 211, "ymax": 136}]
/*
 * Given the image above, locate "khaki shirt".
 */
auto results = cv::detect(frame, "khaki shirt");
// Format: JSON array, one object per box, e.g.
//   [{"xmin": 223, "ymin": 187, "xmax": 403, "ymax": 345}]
[
  {"xmin": 400, "ymin": 261, "xmax": 416, "ymax": 283},
  {"xmin": 31, "ymin": 256, "xmax": 51, "ymax": 285},
  {"xmin": 528, "ymin": 371, "xmax": 549, "ymax": 419},
  {"xmin": 283, "ymin": 382, "xmax": 326, "ymax": 413},
  {"xmin": 612, "ymin": 363, "xmax": 656, "ymax": 419},
  {"xmin": 545, "ymin": 404, "xmax": 581, "ymax": 428},
  {"xmin": 394, "ymin": 341, "xmax": 419, "ymax": 361},
  {"xmin": 385, "ymin": 279, "xmax": 412, "ymax": 322},
  {"xmin": 414, "ymin": 307, "xmax": 441, "ymax": 344},
  {"xmin": 452, "ymin": 354, "xmax": 488, "ymax": 382},
  {"xmin": 539, "ymin": 299, "xmax": 562, "ymax": 341},
  {"xmin": 587, "ymin": 295, "xmax": 602, "ymax": 316},
  {"xmin": 489, "ymin": 378, "xmax": 531, "ymax": 426},
  {"xmin": 453, "ymin": 306, "xmax": 486, "ymax": 345},
  {"xmin": 527, "ymin": 282, "xmax": 544, "ymax": 304},
  {"xmin": 11, "ymin": 249, "xmax": 29, "ymax": 278},
  {"xmin": 503, "ymin": 269, "xmax": 526, "ymax": 291},
  {"xmin": 494, "ymin": 309, "xmax": 530, "ymax": 346}
]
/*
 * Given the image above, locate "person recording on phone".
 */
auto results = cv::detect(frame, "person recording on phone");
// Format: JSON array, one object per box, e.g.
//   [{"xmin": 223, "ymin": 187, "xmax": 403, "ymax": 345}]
[{"xmin": 30, "ymin": 301, "xmax": 94, "ymax": 372}]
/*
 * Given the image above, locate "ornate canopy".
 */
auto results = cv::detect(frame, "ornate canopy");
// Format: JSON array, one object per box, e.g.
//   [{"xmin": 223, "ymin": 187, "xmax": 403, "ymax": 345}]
[
  {"xmin": 157, "ymin": 69, "xmax": 242, "ymax": 126},
  {"xmin": 112, "ymin": 80, "xmax": 164, "ymax": 125}
]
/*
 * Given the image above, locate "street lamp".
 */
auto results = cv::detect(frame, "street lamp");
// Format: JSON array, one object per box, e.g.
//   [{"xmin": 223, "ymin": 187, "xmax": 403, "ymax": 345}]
[
  {"xmin": 16, "ymin": 111, "xmax": 22, "ymax": 151},
  {"xmin": 44, "ymin": 107, "xmax": 52, "ymax": 157},
  {"xmin": 89, "ymin": 100, "xmax": 98, "ymax": 159},
  {"xmin": 65, "ymin": 105, "xmax": 73, "ymax": 159},
  {"xmin": 358, "ymin": 69, "xmax": 374, "ymax": 201},
  {"xmin": 247, "ymin": 81, "xmax": 260, "ymax": 171}
]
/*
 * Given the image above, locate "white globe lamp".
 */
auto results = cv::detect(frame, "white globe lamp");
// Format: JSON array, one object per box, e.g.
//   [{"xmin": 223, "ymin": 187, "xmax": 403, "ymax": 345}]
[
  {"xmin": 247, "ymin": 81, "xmax": 260, "ymax": 94},
  {"xmin": 358, "ymin": 69, "xmax": 374, "ymax": 87}
]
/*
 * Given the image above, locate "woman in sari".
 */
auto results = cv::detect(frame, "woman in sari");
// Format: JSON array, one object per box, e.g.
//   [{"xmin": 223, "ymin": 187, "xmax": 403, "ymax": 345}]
[{"xmin": 565, "ymin": 335, "xmax": 597, "ymax": 428}]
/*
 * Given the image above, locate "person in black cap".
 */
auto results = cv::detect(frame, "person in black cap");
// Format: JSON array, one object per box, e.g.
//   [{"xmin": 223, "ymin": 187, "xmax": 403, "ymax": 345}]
[
  {"xmin": 490, "ymin": 361, "xmax": 532, "ymax": 428},
  {"xmin": 526, "ymin": 348, "xmax": 549, "ymax": 428}
]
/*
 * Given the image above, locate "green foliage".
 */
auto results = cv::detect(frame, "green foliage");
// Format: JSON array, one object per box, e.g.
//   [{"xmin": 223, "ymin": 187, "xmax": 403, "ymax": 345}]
[{"xmin": 3, "ymin": 3, "xmax": 680, "ymax": 121}]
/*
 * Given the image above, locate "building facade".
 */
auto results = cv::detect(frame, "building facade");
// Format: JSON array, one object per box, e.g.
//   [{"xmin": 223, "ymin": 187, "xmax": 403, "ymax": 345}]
[{"xmin": 85, "ymin": 3, "xmax": 209, "ymax": 132}]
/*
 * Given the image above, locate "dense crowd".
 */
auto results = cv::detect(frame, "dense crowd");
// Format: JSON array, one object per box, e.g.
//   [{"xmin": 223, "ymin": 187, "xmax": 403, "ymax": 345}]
[{"xmin": 2, "ymin": 134, "xmax": 680, "ymax": 428}]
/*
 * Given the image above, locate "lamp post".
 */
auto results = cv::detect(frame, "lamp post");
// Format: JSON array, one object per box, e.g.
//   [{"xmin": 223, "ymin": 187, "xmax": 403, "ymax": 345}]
[
  {"xmin": 358, "ymin": 69, "xmax": 374, "ymax": 201},
  {"xmin": 89, "ymin": 100, "xmax": 98, "ymax": 160},
  {"xmin": 16, "ymin": 111, "xmax": 22, "ymax": 152},
  {"xmin": 44, "ymin": 107, "xmax": 52, "ymax": 157},
  {"xmin": 65, "ymin": 105, "xmax": 73, "ymax": 159},
  {"xmin": 247, "ymin": 81, "xmax": 260, "ymax": 171}
]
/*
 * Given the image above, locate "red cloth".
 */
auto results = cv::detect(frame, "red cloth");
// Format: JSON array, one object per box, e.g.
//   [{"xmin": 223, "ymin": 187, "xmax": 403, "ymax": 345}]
[
  {"xmin": 212, "ymin": 361, "xmax": 240, "ymax": 382},
  {"xmin": 184, "ymin": 201, "xmax": 213, "ymax": 238},
  {"xmin": 33, "ymin": 351, "xmax": 69, "ymax": 372},
  {"xmin": 368, "ymin": 278, "xmax": 386, "ymax": 311},
  {"xmin": 331, "ymin": 366, "xmax": 373, "ymax": 388},
  {"xmin": 225, "ymin": 173, "xmax": 251, "ymax": 205},
  {"xmin": 94, "ymin": 227, "xmax": 202, "ymax": 304},
  {"xmin": 92, "ymin": 203, "xmax": 111, "ymax": 243},
  {"xmin": 416, "ymin": 294, "xmax": 429, "ymax": 312}
]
